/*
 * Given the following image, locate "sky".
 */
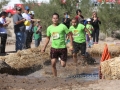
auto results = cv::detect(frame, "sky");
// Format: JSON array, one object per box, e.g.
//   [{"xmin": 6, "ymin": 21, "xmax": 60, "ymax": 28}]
[
  {"xmin": 1, "ymin": 0, "xmax": 49, "ymax": 9},
  {"xmin": 2, "ymin": 0, "xmax": 49, "ymax": 7},
  {"xmin": 8, "ymin": 0, "xmax": 50, "ymax": 3}
]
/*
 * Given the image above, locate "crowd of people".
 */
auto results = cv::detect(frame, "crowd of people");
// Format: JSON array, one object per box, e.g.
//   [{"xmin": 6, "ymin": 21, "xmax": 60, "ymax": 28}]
[
  {"xmin": 0, "ymin": 6, "xmax": 101, "ymax": 77},
  {"xmin": 0, "ymin": 6, "xmax": 42, "ymax": 54},
  {"xmin": 13, "ymin": 6, "xmax": 42, "ymax": 52}
]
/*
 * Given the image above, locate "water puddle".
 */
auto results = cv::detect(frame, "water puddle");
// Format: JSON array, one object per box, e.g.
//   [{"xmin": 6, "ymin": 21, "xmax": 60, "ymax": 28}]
[{"xmin": 67, "ymin": 70, "xmax": 99, "ymax": 81}]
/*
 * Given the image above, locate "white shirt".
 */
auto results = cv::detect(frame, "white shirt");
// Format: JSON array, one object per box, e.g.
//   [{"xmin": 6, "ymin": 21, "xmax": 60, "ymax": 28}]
[
  {"xmin": 0, "ymin": 17, "xmax": 7, "ymax": 34},
  {"xmin": 22, "ymin": 13, "xmax": 32, "ymax": 30}
]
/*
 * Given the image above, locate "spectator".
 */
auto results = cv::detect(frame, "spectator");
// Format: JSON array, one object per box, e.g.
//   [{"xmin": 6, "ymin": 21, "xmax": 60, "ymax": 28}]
[
  {"xmin": 13, "ymin": 7, "xmax": 26, "ymax": 51},
  {"xmin": 91, "ymin": 11, "xmax": 101, "ymax": 44},
  {"xmin": 22, "ymin": 6, "xmax": 32, "ymax": 49},
  {"xmin": 29, "ymin": 11, "xmax": 35, "ymax": 47},
  {"xmin": 86, "ymin": 18, "xmax": 94, "ymax": 48},
  {"xmin": 75, "ymin": 9, "xmax": 84, "ymax": 24},
  {"xmin": 33, "ymin": 21, "xmax": 42, "ymax": 47},
  {"xmin": 62, "ymin": 12, "xmax": 71, "ymax": 29},
  {"xmin": 0, "ymin": 11, "xmax": 11, "ymax": 54}
]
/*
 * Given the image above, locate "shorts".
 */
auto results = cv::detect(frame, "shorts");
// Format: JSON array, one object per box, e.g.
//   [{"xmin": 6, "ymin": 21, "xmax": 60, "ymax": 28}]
[
  {"xmin": 86, "ymin": 34, "xmax": 92, "ymax": 42},
  {"xmin": 50, "ymin": 47, "xmax": 67, "ymax": 62},
  {"xmin": 72, "ymin": 41, "xmax": 86, "ymax": 56}
]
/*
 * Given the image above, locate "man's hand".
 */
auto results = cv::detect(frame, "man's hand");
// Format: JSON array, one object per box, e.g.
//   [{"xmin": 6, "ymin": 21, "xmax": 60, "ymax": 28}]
[
  {"xmin": 89, "ymin": 36, "xmax": 92, "ymax": 40},
  {"xmin": 22, "ymin": 19, "xmax": 26, "ymax": 22},
  {"xmin": 41, "ymin": 48, "xmax": 45, "ymax": 52},
  {"xmin": 69, "ymin": 46, "xmax": 73, "ymax": 51}
]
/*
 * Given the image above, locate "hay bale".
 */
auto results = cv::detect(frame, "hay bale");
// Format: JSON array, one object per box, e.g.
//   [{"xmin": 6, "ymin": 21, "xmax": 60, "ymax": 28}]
[
  {"xmin": 101, "ymin": 57, "xmax": 120, "ymax": 79},
  {"xmin": 3, "ymin": 46, "xmax": 50, "ymax": 70},
  {"xmin": 87, "ymin": 43, "xmax": 120, "ymax": 57},
  {"xmin": 5, "ymin": 53, "xmax": 21, "ymax": 69}
]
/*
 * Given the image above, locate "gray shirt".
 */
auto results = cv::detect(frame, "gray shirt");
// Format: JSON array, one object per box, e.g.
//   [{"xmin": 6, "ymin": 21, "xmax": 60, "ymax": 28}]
[{"xmin": 13, "ymin": 13, "xmax": 25, "ymax": 33}]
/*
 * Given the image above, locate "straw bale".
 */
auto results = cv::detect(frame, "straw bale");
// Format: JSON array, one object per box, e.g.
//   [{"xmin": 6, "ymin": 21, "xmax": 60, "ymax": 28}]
[
  {"xmin": 0, "ymin": 45, "xmax": 51, "ymax": 70},
  {"xmin": 5, "ymin": 53, "xmax": 21, "ymax": 68},
  {"xmin": 16, "ymin": 49, "xmax": 33, "ymax": 56},
  {"xmin": 101, "ymin": 57, "xmax": 120, "ymax": 79},
  {"xmin": 0, "ymin": 56, "xmax": 7, "ymax": 61},
  {"xmin": 30, "ymin": 47, "xmax": 41, "ymax": 53},
  {"xmin": 87, "ymin": 44, "xmax": 120, "ymax": 56},
  {"xmin": 3, "ymin": 48, "xmax": 50, "ymax": 70},
  {"xmin": 101, "ymin": 60, "xmax": 111, "ymax": 79}
]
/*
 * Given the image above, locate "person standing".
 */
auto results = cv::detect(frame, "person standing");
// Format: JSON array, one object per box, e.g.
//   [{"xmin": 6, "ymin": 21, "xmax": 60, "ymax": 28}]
[
  {"xmin": 75, "ymin": 9, "xmax": 84, "ymax": 24},
  {"xmin": 33, "ymin": 21, "xmax": 42, "ymax": 47},
  {"xmin": 62, "ymin": 12, "xmax": 71, "ymax": 29},
  {"xmin": 22, "ymin": 6, "xmax": 32, "ymax": 49},
  {"xmin": 29, "ymin": 11, "xmax": 35, "ymax": 47},
  {"xmin": 91, "ymin": 11, "xmax": 101, "ymax": 44},
  {"xmin": 13, "ymin": 7, "xmax": 26, "ymax": 51},
  {"xmin": 69, "ymin": 18, "xmax": 91, "ymax": 65},
  {"xmin": 86, "ymin": 18, "xmax": 94, "ymax": 48},
  {"xmin": 42, "ymin": 13, "xmax": 73, "ymax": 77},
  {"xmin": 0, "ymin": 11, "xmax": 11, "ymax": 54}
]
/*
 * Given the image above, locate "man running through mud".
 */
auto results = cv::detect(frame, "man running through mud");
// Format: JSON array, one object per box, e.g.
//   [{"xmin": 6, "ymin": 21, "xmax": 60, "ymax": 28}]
[
  {"xmin": 42, "ymin": 13, "xmax": 73, "ymax": 77},
  {"xmin": 69, "ymin": 18, "xmax": 91, "ymax": 66}
]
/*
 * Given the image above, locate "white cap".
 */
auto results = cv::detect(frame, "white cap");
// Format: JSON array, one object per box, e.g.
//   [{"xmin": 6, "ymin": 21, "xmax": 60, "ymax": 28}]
[
  {"xmin": 87, "ymin": 18, "xmax": 91, "ymax": 21},
  {"xmin": 31, "ymin": 11, "xmax": 35, "ymax": 15},
  {"xmin": 29, "ymin": 11, "xmax": 35, "ymax": 15}
]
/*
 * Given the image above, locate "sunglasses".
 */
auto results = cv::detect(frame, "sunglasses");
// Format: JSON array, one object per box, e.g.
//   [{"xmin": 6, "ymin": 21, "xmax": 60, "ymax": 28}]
[{"xmin": 18, "ymin": 9, "xmax": 22, "ymax": 11}]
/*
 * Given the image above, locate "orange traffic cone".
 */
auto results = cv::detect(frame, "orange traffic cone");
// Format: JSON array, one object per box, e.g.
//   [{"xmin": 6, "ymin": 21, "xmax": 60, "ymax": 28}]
[{"xmin": 99, "ymin": 44, "xmax": 111, "ymax": 79}]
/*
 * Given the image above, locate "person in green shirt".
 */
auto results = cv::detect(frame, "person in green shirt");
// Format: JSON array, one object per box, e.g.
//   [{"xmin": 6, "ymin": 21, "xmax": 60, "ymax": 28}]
[
  {"xmin": 42, "ymin": 13, "xmax": 73, "ymax": 77},
  {"xmin": 33, "ymin": 21, "xmax": 42, "ymax": 47},
  {"xmin": 69, "ymin": 18, "xmax": 91, "ymax": 66},
  {"xmin": 86, "ymin": 18, "xmax": 94, "ymax": 48}
]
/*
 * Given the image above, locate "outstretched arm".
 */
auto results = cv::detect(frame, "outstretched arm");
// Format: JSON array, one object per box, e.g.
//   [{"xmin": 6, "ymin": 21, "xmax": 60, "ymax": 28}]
[{"xmin": 42, "ymin": 36, "xmax": 50, "ymax": 52}]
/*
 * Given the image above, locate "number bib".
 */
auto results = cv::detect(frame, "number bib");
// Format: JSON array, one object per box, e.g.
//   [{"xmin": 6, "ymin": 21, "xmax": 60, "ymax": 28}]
[
  {"xmin": 52, "ymin": 32, "xmax": 60, "ymax": 39},
  {"xmin": 73, "ymin": 30, "xmax": 80, "ymax": 37}
]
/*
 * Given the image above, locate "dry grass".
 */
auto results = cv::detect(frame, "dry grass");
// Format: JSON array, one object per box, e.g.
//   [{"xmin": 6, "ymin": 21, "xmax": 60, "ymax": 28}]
[
  {"xmin": 101, "ymin": 57, "xmax": 120, "ymax": 79},
  {"xmin": 0, "ymin": 46, "xmax": 50, "ymax": 70},
  {"xmin": 87, "ymin": 43, "xmax": 120, "ymax": 57}
]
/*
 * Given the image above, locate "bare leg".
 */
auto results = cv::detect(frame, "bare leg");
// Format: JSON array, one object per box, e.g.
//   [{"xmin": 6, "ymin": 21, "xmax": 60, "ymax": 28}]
[
  {"xmin": 81, "ymin": 55, "xmax": 86, "ymax": 66},
  {"xmin": 51, "ymin": 58, "xmax": 57, "ymax": 77},
  {"xmin": 60, "ymin": 60, "xmax": 66, "ymax": 67}
]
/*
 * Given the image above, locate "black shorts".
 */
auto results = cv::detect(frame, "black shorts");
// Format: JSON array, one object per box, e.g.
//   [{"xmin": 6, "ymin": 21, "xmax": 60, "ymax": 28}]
[
  {"xmin": 50, "ymin": 48, "xmax": 67, "ymax": 62},
  {"xmin": 72, "ymin": 41, "xmax": 86, "ymax": 56}
]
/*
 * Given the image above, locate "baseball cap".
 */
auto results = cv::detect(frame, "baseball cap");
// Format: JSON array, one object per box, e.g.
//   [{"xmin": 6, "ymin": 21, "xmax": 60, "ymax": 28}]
[
  {"xmin": 29, "ymin": 11, "xmax": 35, "ymax": 15},
  {"xmin": 87, "ymin": 18, "xmax": 91, "ymax": 22},
  {"xmin": 25, "ymin": 6, "xmax": 30, "ymax": 11}
]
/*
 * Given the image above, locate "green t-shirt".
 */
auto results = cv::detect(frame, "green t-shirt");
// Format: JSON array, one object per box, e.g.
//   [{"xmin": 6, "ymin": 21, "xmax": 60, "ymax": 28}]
[
  {"xmin": 69, "ymin": 24, "xmax": 85, "ymax": 43},
  {"xmin": 47, "ymin": 23, "xmax": 70, "ymax": 49},
  {"xmin": 33, "ymin": 26, "xmax": 41, "ymax": 40},
  {"xmin": 86, "ymin": 24, "xmax": 93, "ymax": 34}
]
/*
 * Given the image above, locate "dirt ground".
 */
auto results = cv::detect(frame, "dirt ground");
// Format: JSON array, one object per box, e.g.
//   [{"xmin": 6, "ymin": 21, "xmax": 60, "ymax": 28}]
[{"xmin": 0, "ymin": 39, "xmax": 120, "ymax": 90}]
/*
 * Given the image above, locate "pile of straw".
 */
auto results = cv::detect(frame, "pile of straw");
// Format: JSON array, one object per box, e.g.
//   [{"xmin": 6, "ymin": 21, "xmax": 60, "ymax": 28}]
[
  {"xmin": 101, "ymin": 57, "xmax": 120, "ymax": 79},
  {"xmin": 87, "ymin": 44, "xmax": 120, "ymax": 56},
  {"xmin": 0, "ymin": 46, "xmax": 50, "ymax": 70}
]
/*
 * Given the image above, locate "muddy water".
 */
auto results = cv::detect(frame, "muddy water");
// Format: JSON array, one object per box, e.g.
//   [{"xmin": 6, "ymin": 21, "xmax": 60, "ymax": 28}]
[{"xmin": 26, "ymin": 56, "xmax": 100, "ymax": 82}]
